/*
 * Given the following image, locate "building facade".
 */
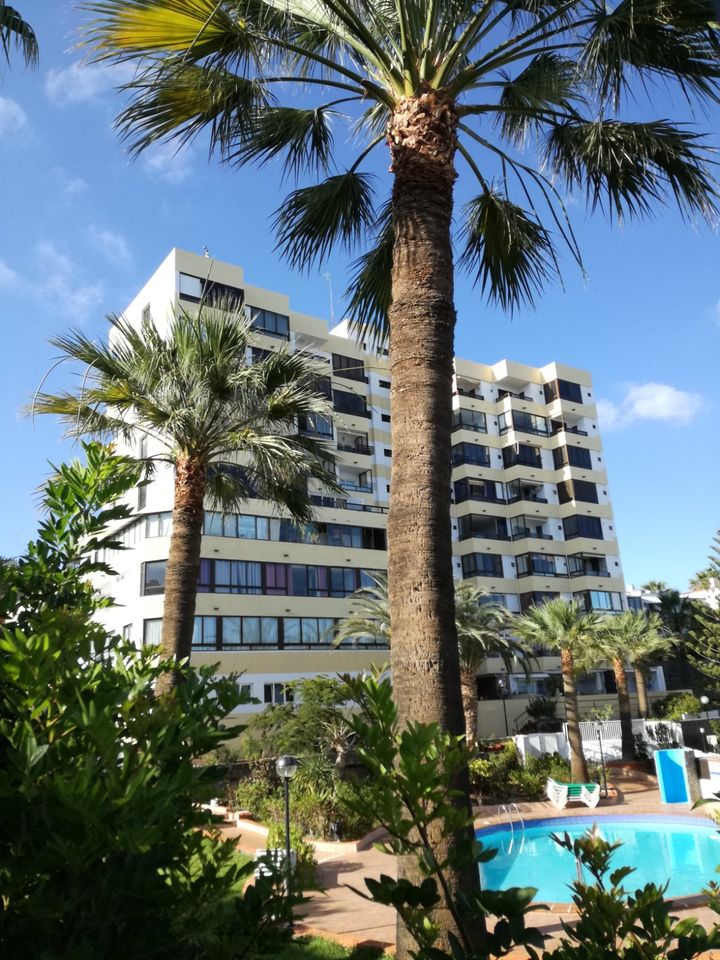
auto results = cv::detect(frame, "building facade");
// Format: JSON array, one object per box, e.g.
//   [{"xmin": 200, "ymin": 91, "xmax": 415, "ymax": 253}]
[{"xmin": 97, "ymin": 249, "xmax": 660, "ymax": 737}]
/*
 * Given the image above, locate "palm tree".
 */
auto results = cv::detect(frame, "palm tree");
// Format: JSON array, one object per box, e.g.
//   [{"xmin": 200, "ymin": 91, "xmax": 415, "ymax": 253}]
[
  {"xmin": 0, "ymin": 3, "xmax": 38, "ymax": 67},
  {"xmin": 33, "ymin": 304, "xmax": 338, "ymax": 692},
  {"xmin": 82, "ymin": 1, "xmax": 720, "ymax": 949},
  {"xmin": 641, "ymin": 580, "xmax": 669, "ymax": 595},
  {"xmin": 620, "ymin": 612, "xmax": 673, "ymax": 718},
  {"xmin": 593, "ymin": 614, "xmax": 644, "ymax": 760},
  {"xmin": 336, "ymin": 575, "xmax": 529, "ymax": 746},
  {"xmin": 515, "ymin": 599, "xmax": 603, "ymax": 783}
]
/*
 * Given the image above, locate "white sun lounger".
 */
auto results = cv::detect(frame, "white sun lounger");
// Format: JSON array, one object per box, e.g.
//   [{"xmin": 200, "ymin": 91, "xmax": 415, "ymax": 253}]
[{"xmin": 546, "ymin": 777, "xmax": 601, "ymax": 809}]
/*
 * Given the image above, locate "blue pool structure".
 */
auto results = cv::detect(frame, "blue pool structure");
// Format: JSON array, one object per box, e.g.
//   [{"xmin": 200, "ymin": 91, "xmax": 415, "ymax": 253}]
[{"xmin": 477, "ymin": 815, "xmax": 720, "ymax": 903}]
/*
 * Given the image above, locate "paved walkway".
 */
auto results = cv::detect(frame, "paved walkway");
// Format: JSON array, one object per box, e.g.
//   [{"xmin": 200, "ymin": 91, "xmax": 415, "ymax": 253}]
[{"xmin": 223, "ymin": 772, "xmax": 720, "ymax": 955}]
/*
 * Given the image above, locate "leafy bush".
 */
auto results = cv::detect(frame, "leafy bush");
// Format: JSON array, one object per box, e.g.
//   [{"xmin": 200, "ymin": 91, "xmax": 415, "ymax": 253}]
[
  {"xmin": 0, "ymin": 443, "xmax": 293, "ymax": 959},
  {"xmin": 653, "ymin": 692, "xmax": 702, "ymax": 720},
  {"xmin": 235, "ymin": 765, "xmax": 284, "ymax": 822},
  {"xmin": 266, "ymin": 821, "xmax": 317, "ymax": 887},
  {"xmin": 519, "ymin": 696, "xmax": 562, "ymax": 733}
]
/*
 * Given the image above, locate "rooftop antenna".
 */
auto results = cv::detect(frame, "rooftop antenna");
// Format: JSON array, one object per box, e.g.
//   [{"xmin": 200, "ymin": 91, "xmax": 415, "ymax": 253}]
[
  {"xmin": 202, "ymin": 245, "xmax": 211, "ymax": 258},
  {"xmin": 322, "ymin": 272, "xmax": 335, "ymax": 324}
]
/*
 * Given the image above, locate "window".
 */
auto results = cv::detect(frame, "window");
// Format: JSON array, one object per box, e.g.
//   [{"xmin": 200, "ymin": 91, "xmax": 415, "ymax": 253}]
[
  {"xmin": 557, "ymin": 480, "xmax": 598, "ymax": 504},
  {"xmin": 332, "ymin": 353, "xmax": 366, "ymax": 382},
  {"xmin": 499, "ymin": 411, "xmax": 548, "ymax": 436},
  {"xmin": 452, "ymin": 409, "xmax": 487, "ymax": 433},
  {"xmin": 198, "ymin": 559, "xmax": 263, "ymax": 594},
  {"xmin": 298, "ymin": 413, "xmax": 333, "ymax": 438},
  {"xmin": 192, "ymin": 616, "xmax": 219, "ymax": 650},
  {"xmin": 575, "ymin": 590, "xmax": 623, "ymax": 612},
  {"xmin": 379, "ymin": 379, "xmax": 391, "ymax": 389},
  {"xmin": 562, "ymin": 515, "xmax": 603, "ymax": 539},
  {"xmin": 192, "ymin": 559, "xmax": 382, "ymax": 597},
  {"xmin": 179, "ymin": 272, "xmax": 203, "ymax": 301},
  {"xmin": 333, "ymin": 389, "xmax": 370, "ymax": 417},
  {"xmin": 553, "ymin": 445, "xmax": 592, "ymax": 470},
  {"xmin": 143, "ymin": 618, "xmax": 162, "ymax": 646},
  {"xmin": 454, "ymin": 478, "xmax": 504, "ymax": 503},
  {"xmin": 452, "ymin": 442, "xmax": 490, "ymax": 467},
  {"xmin": 381, "ymin": 413, "xmax": 391, "ymax": 423},
  {"xmin": 458, "ymin": 515, "xmax": 508, "ymax": 541},
  {"xmin": 142, "ymin": 561, "xmax": 166, "ymax": 595},
  {"xmin": 502, "ymin": 443, "xmax": 542, "ymax": 469},
  {"xmin": 264, "ymin": 683, "xmax": 293, "ymax": 705},
  {"xmin": 516, "ymin": 553, "xmax": 559, "ymax": 577},
  {"xmin": 627, "ymin": 595, "xmax": 644, "ymax": 611},
  {"xmin": 461, "ymin": 553, "xmax": 504, "ymax": 578},
  {"xmin": 544, "ymin": 378, "xmax": 583, "ymax": 403},
  {"xmin": 248, "ymin": 306, "xmax": 290, "ymax": 338},
  {"xmin": 146, "ymin": 512, "xmax": 172, "ymax": 537},
  {"xmin": 179, "ymin": 273, "xmax": 243, "ymax": 307},
  {"xmin": 122, "ymin": 624, "xmax": 132, "ymax": 641},
  {"xmin": 519, "ymin": 591, "xmax": 559, "ymax": 612},
  {"xmin": 251, "ymin": 346, "xmax": 273, "ymax": 364}
]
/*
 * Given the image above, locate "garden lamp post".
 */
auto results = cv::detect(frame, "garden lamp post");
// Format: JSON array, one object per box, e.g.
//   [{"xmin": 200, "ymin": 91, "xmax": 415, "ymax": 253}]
[
  {"xmin": 701, "ymin": 695, "xmax": 710, "ymax": 722},
  {"xmin": 496, "ymin": 673, "xmax": 510, "ymax": 737},
  {"xmin": 700, "ymin": 727, "xmax": 708, "ymax": 753},
  {"xmin": 594, "ymin": 721, "xmax": 608, "ymax": 799},
  {"xmin": 275, "ymin": 755, "xmax": 299, "ymax": 925}
]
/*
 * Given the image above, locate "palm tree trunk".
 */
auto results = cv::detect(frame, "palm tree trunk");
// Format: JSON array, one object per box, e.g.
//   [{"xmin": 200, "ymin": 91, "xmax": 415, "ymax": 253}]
[
  {"xmin": 387, "ymin": 92, "xmax": 482, "ymax": 957},
  {"xmin": 561, "ymin": 648, "xmax": 588, "ymax": 783},
  {"xmin": 635, "ymin": 663, "xmax": 651, "ymax": 718},
  {"xmin": 613, "ymin": 657, "xmax": 635, "ymax": 760},
  {"xmin": 157, "ymin": 456, "xmax": 206, "ymax": 693},
  {"xmin": 460, "ymin": 668, "xmax": 479, "ymax": 748}
]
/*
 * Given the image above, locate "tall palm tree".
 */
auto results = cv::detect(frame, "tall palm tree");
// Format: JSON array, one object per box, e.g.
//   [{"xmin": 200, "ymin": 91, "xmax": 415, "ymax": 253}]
[
  {"xmin": 593, "ymin": 614, "xmax": 642, "ymax": 760},
  {"xmin": 618, "ymin": 611, "xmax": 673, "ymax": 718},
  {"xmin": 82, "ymin": 1, "xmax": 720, "ymax": 949},
  {"xmin": 0, "ymin": 3, "xmax": 38, "ymax": 66},
  {"xmin": 33, "ymin": 304, "xmax": 338, "ymax": 692},
  {"xmin": 515, "ymin": 599, "xmax": 603, "ymax": 782},
  {"xmin": 641, "ymin": 580, "xmax": 669, "ymax": 595},
  {"xmin": 336, "ymin": 575, "xmax": 530, "ymax": 746}
]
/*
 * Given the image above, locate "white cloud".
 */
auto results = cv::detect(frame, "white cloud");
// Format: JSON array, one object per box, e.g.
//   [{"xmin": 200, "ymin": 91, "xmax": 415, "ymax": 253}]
[
  {"xmin": 45, "ymin": 61, "xmax": 134, "ymax": 105},
  {"xmin": 89, "ymin": 226, "xmax": 132, "ymax": 266},
  {"xmin": 597, "ymin": 382, "xmax": 708, "ymax": 431},
  {"xmin": 0, "ymin": 96, "xmax": 28, "ymax": 135},
  {"xmin": 34, "ymin": 240, "xmax": 104, "ymax": 320},
  {"xmin": 51, "ymin": 167, "xmax": 89, "ymax": 198},
  {"xmin": 142, "ymin": 140, "xmax": 195, "ymax": 183},
  {"xmin": 0, "ymin": 258, "xmax": 21, "ymax": 289}
]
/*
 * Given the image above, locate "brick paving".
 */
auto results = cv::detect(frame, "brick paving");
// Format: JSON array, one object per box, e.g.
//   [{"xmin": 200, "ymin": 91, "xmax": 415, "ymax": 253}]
[{"xmin": 223, "ymin": 771, "xmax": 720, "ymax": 955}]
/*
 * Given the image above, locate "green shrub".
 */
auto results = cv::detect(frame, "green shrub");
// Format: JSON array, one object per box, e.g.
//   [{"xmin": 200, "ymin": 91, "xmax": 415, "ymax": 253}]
[
  {"xmin": 653, "ymin": 692, "xmax": 702, "ymax": 720},
  {"xmin": 0, "ymin": 443, "xmax": 292, "ymax": 959},
  {"xmin": 235, "ymin": 766, "xmax": 284, "ymax": 822},
  {"xmin": 266, "ymin": 821, "xmax": 317, "ymax": 887}
]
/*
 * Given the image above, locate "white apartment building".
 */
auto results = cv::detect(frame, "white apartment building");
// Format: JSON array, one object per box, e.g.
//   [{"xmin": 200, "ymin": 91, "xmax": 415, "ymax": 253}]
[{"xmin": 97, "ymin": 248, "xmax": 661, "ymax": 737}]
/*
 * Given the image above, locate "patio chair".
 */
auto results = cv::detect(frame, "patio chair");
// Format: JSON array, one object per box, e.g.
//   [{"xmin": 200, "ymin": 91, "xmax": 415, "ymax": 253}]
[{"xmin": 546, "ymin": 777, "xmax": 601, "ymax": 810}]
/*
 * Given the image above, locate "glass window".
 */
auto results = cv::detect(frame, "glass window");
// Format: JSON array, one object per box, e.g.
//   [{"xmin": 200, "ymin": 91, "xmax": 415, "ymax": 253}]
[
  {"xmin": 261, "ymin": 618, "xmax": 279, "ymax": 646},
  {"xmin": 248, "ymin": 306, "xmax": 290, "ymax": 338},
  {"xmin": 179, "ymin": 272, "xmax": 203, "ymax": 300},
  {"xmin": 298, "ymin": 413, "xmax": 334, "ymax": 438},
  {"xmin": 332, "ymin": 353, "xmax": 366, "ymax": 381},
  {"xmin": 222, "ymin": 514, "xmax": 238, "ymax": 537},
  {"xmin": 563, "ymin": 515, "xmax": 603, "ymax": 539},
  {"xmin": 302, "ymin": 619, "xmax": 319, "ymax": 644},
  {"xmin": 143, "ymin": 618, "xmax": 162, "ymax": 646},
  {"xmin": 143, "ymin": 561, "xmax": 166, "ymax": 595},
  {"xmin": 204, "ymin": 512, "xmax": 223, "ymax": 536},
  {"xmin": 333, "ymin": 389, "xmax": 369, "ymax": 417},
  {"xmin": 256, "ymin": 516, "xmax": 269, "ymax": 540},
  {"xmin": 243, "ymin": 617, "xmax": 260, "ymax": 645},
  {"xmin": 192, "ymin": 616, "xmax": 218, "ymax": 650},
  {"xmin": 452, "ymin": 442, "xmax": 490, "ymax": 467},
  {"xmin": 223, "ymin": 617, "xmax": 242, "ymax": 649},
  {"xmin": 238, "ymin": 515, "xmax": 256, "ymax": 539},
  {"xmin": 284, "ymin": 618, "xmax": 301, "ymax": 645}
]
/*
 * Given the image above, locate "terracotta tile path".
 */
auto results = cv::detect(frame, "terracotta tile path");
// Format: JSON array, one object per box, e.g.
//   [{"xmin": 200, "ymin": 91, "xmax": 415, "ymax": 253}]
[{"xmin": 222, "ymin": 772, "xmax": 720, "ymax": 956}]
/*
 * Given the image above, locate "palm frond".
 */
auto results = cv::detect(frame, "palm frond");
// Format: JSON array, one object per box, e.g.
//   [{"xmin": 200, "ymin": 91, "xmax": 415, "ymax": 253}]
[
  {"xmin": 227, "ymin": 104, "xmax": 339, "ymax": 178},
  {"xmin": 495, "ymin": 52, "xmax": 583, "ymax": 143},
  {"xmin": 345, "ymin": 200, "xmax": 393, "ymax": 346},
  {"xmin": 0, "ymin": 3, "xmax": 38, "ymax": 67},
  {"xmin": 117, "ymin": 58, "xmax": 272, "ymax": 156},
  {"xmin": 459, "ymin": 188, "xmax": 559, "ymax": 310},
  {"xmin": 579, "ymin": 0, "xmax": 720, "ymax": 109},
  {"xmin": 543, "ymin": 118, "xmax": 719, "ymax": 221},
  {"xmin": 273, "ymin": 171, "xmax": 377, "ymax": 271}
]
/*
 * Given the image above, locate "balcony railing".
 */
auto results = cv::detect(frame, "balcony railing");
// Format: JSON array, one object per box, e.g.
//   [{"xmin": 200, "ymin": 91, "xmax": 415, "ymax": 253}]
[
  {"xmin": 459, "ymin": 531, "xmax": 511, "ymax": 542},
  {"xmin": 551, "ymin": 423, "xmax": 589, "ymax": 437},
  {"xmin": 337, "ymin": 441, "xmax": 372, "ymax": 455},
  {"xmin": 456, "ymin": 387, "xmax": 484, "ymax": 399},
  {"xmin": 339, "ymin": 478, "xmax": 373, "ymax": 493},
  {"xmin": 497, "ymin": 390, "xmax": 531, "ymax": 401},
  {"xmin": 568, "ymin": 568, "xmax": 611, "ymax": 578},
  {"xmin": 310, "ymin": 495, "xmax": 388, "ymax": 514},
  {"xmin": 455, "ymin": 490, "xmax": 507, "ymax": 505},
  {"xmin": 511, "ymin": 530, "xmax": 553, "ymax": 541},
  {"xmin": 506, "ymin": 494, "xmax": 548, "ymax": 505}
]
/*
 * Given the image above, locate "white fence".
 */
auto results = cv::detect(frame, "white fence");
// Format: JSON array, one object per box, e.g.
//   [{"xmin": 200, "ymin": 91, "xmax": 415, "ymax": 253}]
[{"xmin": 515, "ymin": 719, "xmax": 684, "ymax": 765}]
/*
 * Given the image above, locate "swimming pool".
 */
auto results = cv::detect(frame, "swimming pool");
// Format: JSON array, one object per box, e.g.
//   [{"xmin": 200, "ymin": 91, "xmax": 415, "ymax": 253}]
[{"xmin": 476, "ymin": 815, "xmax": 720, "ymax": 902}]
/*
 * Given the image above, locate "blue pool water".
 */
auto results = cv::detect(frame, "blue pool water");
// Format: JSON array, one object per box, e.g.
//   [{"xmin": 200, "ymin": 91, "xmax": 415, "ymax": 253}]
[{"xmin": 477, "ymin": 816, "xmax": 720, "ymax": 902}]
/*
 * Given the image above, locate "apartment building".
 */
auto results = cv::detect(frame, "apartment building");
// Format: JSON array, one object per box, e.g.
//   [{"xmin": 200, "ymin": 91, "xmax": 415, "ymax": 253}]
[{"xmin": 97, "ymin": 248, "xmax": 652, "ymax": 738}]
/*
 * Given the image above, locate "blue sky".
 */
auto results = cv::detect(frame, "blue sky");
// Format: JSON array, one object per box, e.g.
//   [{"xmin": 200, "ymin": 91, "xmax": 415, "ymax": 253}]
[{"xmin": 1, "ymin": 1, "xmax": 718, "ymax": 588}]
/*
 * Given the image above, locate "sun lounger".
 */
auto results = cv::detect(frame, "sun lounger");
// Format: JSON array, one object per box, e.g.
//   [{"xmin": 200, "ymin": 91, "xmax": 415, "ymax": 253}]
[{"xmin": 546, "ymin": 777, "xmax": 600, "ymax": 809}]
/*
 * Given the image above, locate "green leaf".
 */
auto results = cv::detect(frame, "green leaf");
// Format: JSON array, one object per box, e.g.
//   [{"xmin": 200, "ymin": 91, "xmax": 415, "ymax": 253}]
[
  {"xmin": 459, "ymin": 188, "xmax": 558, "ymax": 310},
  {"xmin": 273, "ymin": 172, "xmax": 377, "ymax": 271}
]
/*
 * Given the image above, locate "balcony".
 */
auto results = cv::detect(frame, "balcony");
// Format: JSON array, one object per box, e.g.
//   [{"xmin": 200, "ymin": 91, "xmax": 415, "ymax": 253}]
[
  {"xmin": 309, "ymin": 495, "xmax": 388, "ymax": 514},
  {"xmin": 454, "ymin": 480, "xmax": 506, "ymax": 505},
  {"xmin": 497, "ymin": 389, "xmax": 531, "ymax": 401},
  {"xmin": 455, "ymin": 386, "xmax": 484, "ymax": 399},
  {"xmin": 340, "ymin": 478, "xmax": 373, "ymax": 493},
  {"xmin": 568, "ymin": 555, "xmax": 611, "ymax": 578},
  {"xmin": 337, "ymin": 433, "xmax": 372, "ymax": 455},
  {"xmin": 551, "ymin": 421, "xmax": 589, "ymax": 437},
  {"xmin": 511, "ymin": 529, "xmax": 553, "ymax": 541}
]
